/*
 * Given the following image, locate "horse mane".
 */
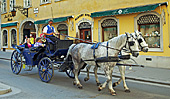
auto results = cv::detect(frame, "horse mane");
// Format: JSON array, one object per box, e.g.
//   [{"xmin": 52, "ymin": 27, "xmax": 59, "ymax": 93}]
[{"xmin": 106, "ymin": 34, "xmax": 127, "ymax": 50}]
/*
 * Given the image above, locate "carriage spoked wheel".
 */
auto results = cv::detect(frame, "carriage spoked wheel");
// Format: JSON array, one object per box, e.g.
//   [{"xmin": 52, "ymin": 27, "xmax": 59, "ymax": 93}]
[
  {"xmin": 66, "ymin": 64, "xmax": 75, "ymax": 78},
  {"xmin": 38, "ymin": 57, "xmax": 54, "ymax": 83},
  {"xmin": 65, "ymin": 55, "xmax": 80, "ymax": 78},
  {"xmin": 11, "ymin": 50, "xmax": 23, "ymax": 75}
]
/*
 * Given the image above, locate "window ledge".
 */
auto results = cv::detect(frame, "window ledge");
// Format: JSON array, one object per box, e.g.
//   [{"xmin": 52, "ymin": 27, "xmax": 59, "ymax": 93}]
[
  {"xmin": 40, "ymin": 1, "xmax": 51, "ymax": 5},
  {"xmin": 148, "ymin": 48, "xmax": 163, "ymax": 52},
  {"xmin": 1, "ymin": 12, "xmax": 7, "ymax": 14},
  {"xmin": 2, "ymin": 46, "xmax": 8, "ymax": 48},
  {"xmin": 55, "ymin": 0, "xmax": 62, "ymax": 2},
  {"xmin": 24, "ymin": 6, "xmax": 32, "ymax": 9}
]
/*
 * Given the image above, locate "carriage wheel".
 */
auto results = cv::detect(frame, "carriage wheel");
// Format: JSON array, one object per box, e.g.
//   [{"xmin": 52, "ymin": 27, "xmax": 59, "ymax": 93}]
[
  {"xmin": 66, "ymin": 64, "xmax": 75, "ymax": 78},
  {"xmin": 11, "ymin": 50, "xmax": 23, "ymax": 75},
  {"xmin": 65, "ymin": 55, "xmax": 80, "ymax": 78},
  {"xmin": 38, "ymin": 57, "xmax": 54, "ymax": 83}
]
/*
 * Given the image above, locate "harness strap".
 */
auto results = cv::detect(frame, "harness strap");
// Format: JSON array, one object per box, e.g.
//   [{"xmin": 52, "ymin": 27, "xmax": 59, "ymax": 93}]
[
  {"xmin": 93, "ymin": 43, "xmax": 100, "ymax": 67},
  {"xmin": 107, "ymin": 42, "xmax": 109, "ymax": 57}
]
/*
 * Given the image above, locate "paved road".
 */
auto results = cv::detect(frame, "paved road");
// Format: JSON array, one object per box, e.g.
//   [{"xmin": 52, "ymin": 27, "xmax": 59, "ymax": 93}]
[{"xmin": 0, "ymin": 60, "xmax": 170, "ymax": 99}]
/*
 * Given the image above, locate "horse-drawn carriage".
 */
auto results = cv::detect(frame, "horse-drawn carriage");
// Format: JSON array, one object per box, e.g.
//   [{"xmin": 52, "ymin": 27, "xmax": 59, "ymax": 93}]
[
  {"xmin": 11, "ymin": 38, "xmax": 74, "ymax": 82},
  {"xmin": 10, "ymin": 31, "xmax": 148, "ymax": 96}
]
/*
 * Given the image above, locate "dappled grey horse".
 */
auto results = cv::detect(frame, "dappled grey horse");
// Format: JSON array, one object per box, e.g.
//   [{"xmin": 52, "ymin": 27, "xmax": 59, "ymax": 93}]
[
  {"xmin": 84, "ymin": 31, "xmax": 148, "ymax": 92},
  {"xmin": 65, "ymin": 33, "xmax": 140, "ymax": 96}
]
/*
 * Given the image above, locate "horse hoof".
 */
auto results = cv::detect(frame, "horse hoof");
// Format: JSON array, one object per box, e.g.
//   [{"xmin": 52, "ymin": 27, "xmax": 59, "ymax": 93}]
[
  {"xmin": 112, "ymin": 83, "xmax": 117, "ymax": 87},
  {"xmin": 125, "ymin": 89, "xmax": 130, "ymax": 93},
  {"xmin": 84, "ymin": 77, "xmax": 89, "ymax": 82},
  {"xmin": 98, "ymin": 87, "xmax": 102, "ymax": 91},
  {"xmin": 78, "ymin": 86, "xmax": 83, "ymax": 89},
  {"xmin": 111, "ymin": 92, "xmax": 116, "ymax": 96},
  {"xmin": 97, "ymin": 83, "xmax": 101, "ymax": 86}
]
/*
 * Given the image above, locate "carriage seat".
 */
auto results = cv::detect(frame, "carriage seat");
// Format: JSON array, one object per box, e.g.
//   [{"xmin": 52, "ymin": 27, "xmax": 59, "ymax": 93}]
[{"xmin": 29, "ymin": 46, "xmax": 45, "ymax": 53}]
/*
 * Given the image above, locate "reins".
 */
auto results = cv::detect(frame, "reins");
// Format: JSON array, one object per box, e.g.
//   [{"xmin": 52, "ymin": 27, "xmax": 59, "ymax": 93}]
[{"xmin": 60, "ymin": 33, "xmax": 121, "ymax": 52}]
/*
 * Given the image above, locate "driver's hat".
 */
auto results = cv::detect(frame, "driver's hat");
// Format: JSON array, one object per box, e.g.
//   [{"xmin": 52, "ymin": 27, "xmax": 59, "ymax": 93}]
[{"xmin": 48, "ymin": 19, "xmax": 53, "ymax": 22}]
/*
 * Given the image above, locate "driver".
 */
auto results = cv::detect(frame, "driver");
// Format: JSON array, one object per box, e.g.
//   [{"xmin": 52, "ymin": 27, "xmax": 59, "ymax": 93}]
[{"xmin": 43, "ymin": 19, "xmax": 60, "ymax": 49}]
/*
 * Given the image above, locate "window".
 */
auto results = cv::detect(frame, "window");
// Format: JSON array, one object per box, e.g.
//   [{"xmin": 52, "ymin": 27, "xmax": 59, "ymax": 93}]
[
  {"xmin": 2, "ymin": 30, "xmax": 8, "ymax": 47},
  {"xmin": 101, "ymin": 19, "xmax": 118, "ymax": 41},
  {"xmin": 24, "ymin": 0, "xmax": 31, "ymax": 8},
  {"xmin": 138, "ymin": 14, "xmax": 160, "ymax": 48},
  {"xmin": 1, "ymin": 0, "xmax": 7, "ymax": 13},
  {"xmin": 11, "ymin": 29, "xmax": 17, "ymax": 46},
  {"xmin": 41, "ymin": 0, "xmax": 51, "ymax": 4},
  {"xmin": 57, "ymin": 24, "xmax": 68, "ymax": 40},
  {"xmin": 10, "ymin": 0, "xmax": 15, "ymax": 11}
]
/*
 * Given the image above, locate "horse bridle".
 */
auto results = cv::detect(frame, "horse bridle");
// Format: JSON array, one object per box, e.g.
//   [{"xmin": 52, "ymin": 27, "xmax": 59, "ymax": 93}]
[
  {"xmin": 124, "ymin": 33, "xmax": 138, "ymax": 53},
  {"xmin": 134, "ymin": 33, "xmax": 148, "ymax": 50}
]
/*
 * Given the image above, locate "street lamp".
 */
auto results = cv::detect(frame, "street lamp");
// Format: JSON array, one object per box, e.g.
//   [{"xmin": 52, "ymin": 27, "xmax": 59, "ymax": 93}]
[{"xmin": 11, "ymin": 0, "xmax": 28, "ymax": 17}]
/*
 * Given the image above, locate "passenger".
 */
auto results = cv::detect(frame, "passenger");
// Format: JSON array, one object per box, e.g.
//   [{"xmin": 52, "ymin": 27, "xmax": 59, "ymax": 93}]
[
  {"xmin": 23, "ymin": 35, "xmax": 28, "ymax": 44},
  {"xmin": 34, "ymin": 37, "xmax": 45, "ymax": 47},
  {"xmin": 30, "ymin": 34, "xmax": 35, "ymax": 44},
  {"xmin": 22, "ymin": 38, "xmax": 33, "ymax": 48}
]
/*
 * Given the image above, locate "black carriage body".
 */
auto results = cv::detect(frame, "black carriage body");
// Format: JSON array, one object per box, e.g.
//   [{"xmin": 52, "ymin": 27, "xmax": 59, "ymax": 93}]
[
  {"xmin": 56, "ymin": 40, "xmax": 73, "ymax": 50},
  {"xmin": 22, "ymin": 40, "xmax": 73, "ymax": 65}
]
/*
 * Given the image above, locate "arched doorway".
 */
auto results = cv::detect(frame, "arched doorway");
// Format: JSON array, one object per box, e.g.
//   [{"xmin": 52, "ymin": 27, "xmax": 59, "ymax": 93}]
[
  {"xmin": 22, "ymin": 21, "xmax": 36, "ymax": 43},
  {"xmin": 57, "ymin": 24, "xmax": 68, "ymax": 40},
  {"xmin": 78, "ymin": 22, "xmax": 91, "ymax": 43}
]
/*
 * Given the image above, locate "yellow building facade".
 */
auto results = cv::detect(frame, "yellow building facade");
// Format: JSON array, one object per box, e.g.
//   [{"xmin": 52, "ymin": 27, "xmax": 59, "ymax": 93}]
[{"xmin": 1, "ymin": 0, "xmax": 170, "ymax": 68}]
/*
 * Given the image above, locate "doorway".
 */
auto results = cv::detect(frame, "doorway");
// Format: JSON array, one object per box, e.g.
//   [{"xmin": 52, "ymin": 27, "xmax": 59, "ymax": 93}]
[
  {"xmin": 78, "ymin": 22, "xmax": 91, "ymax": 43},
  {"xmin": 22, "ymin": 21, "xmax": 36, "ymax": 43},
  {"xmin": 80, "ymin": 29, "xmax": 91, "ymax": 43}
]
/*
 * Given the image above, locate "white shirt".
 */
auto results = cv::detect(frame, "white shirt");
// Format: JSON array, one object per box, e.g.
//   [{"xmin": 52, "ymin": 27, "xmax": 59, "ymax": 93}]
[{"xmin": 43, "ymin": 24, "xmax": 56, "ymax": 33}]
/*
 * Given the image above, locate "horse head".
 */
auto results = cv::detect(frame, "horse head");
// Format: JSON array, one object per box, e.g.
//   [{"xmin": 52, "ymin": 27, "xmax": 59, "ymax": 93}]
[
  {"xmin": 134, "ymin": 30, "xmax": 149, "ymax": 52},
  {"xmin": 125, "ymin": 33, "xmax": 139, "ymax": 57}
]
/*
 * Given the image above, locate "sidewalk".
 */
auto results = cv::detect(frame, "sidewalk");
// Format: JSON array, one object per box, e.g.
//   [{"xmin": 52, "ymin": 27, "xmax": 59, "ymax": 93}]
[
  {"xmin": 0, "ymin": 82, "xmax": 12, "ymax": 95},
  {"xmin": 0, "ymin": 51, "xmax": 12, "ymax": 60},
  {"xmin": 0, "ymin": 51, "xmax": 170, "ymax": 87}
]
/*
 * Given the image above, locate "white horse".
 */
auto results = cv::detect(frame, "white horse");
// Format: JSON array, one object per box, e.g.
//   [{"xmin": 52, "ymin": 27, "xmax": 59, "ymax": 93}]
[
  {"xmin": 65, "ymin": 33, "xmax": 140, "ymax": 96},
  {"xmin": 84, "ymin": 31, "xmax": 148, "ymax": 92},
  {"xmin": 112, "ymin": 31, "xmax": 148, "ymax": 91}
]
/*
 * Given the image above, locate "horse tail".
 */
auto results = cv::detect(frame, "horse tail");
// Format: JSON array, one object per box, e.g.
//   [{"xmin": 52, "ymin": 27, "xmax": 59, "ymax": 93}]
[{"xmin": 64, "ymin": 44, "xmax": 76, "ymax": 61}]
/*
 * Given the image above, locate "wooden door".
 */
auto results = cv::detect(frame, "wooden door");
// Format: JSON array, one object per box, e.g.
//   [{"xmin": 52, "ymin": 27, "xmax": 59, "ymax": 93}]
[{"xmin": 80, "ymin": 29, "xmax": 91, "ymax": 43}]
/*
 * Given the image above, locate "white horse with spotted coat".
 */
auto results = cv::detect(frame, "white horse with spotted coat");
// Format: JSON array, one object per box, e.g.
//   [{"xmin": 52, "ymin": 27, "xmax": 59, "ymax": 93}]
[{"xmin": 65, "ymin": 32, "xmax": 140, "ymax": 96}]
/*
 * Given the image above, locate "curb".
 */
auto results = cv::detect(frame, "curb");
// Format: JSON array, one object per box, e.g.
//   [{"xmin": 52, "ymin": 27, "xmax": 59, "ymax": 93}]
[{"xmin": 0, "ymin": 83, "xmax": 12, "ymax": 95}]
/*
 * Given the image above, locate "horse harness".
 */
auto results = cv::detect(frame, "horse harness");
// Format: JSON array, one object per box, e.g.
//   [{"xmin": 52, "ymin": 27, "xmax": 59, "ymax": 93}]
[{"xmin": 89, "ymin": 34, "xmax": 136, "ymax": 67}]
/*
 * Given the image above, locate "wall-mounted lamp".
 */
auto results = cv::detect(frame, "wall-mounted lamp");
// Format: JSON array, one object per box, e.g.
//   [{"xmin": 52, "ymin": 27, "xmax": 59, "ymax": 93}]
[{"xmin": 11, "ymin": 0, "xmax": 28, "ymax": 17}]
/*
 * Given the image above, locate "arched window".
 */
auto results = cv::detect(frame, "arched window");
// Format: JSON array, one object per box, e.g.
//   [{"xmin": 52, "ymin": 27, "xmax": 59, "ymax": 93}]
[
  {"xmin": 2, "ymin": 30, "xmax": 8, "ymax": 47},
  {"xmin": 57, "ymin": 24, "xmax": 68, "ymax": 40},
  {"xmin": 101, "ymin": 19, "xmax": 118, "ymax": 41},
  {"xmin": 11, "ymin": 29, "xmax": 17, "ymax": 46},
  {"xmin": 138, "ymin": 14, "xmax": 160, "ymax": 48}
]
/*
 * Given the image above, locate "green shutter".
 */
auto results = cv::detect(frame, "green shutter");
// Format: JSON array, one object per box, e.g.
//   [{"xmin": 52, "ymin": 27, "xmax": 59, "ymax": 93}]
[
  {"xmin": 1, "ymin": 22, "xmax": 18, "ymax": 28},
  {"xmin": 91, "ymin": 2, "xmax": 167, "ymax": 18}
]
